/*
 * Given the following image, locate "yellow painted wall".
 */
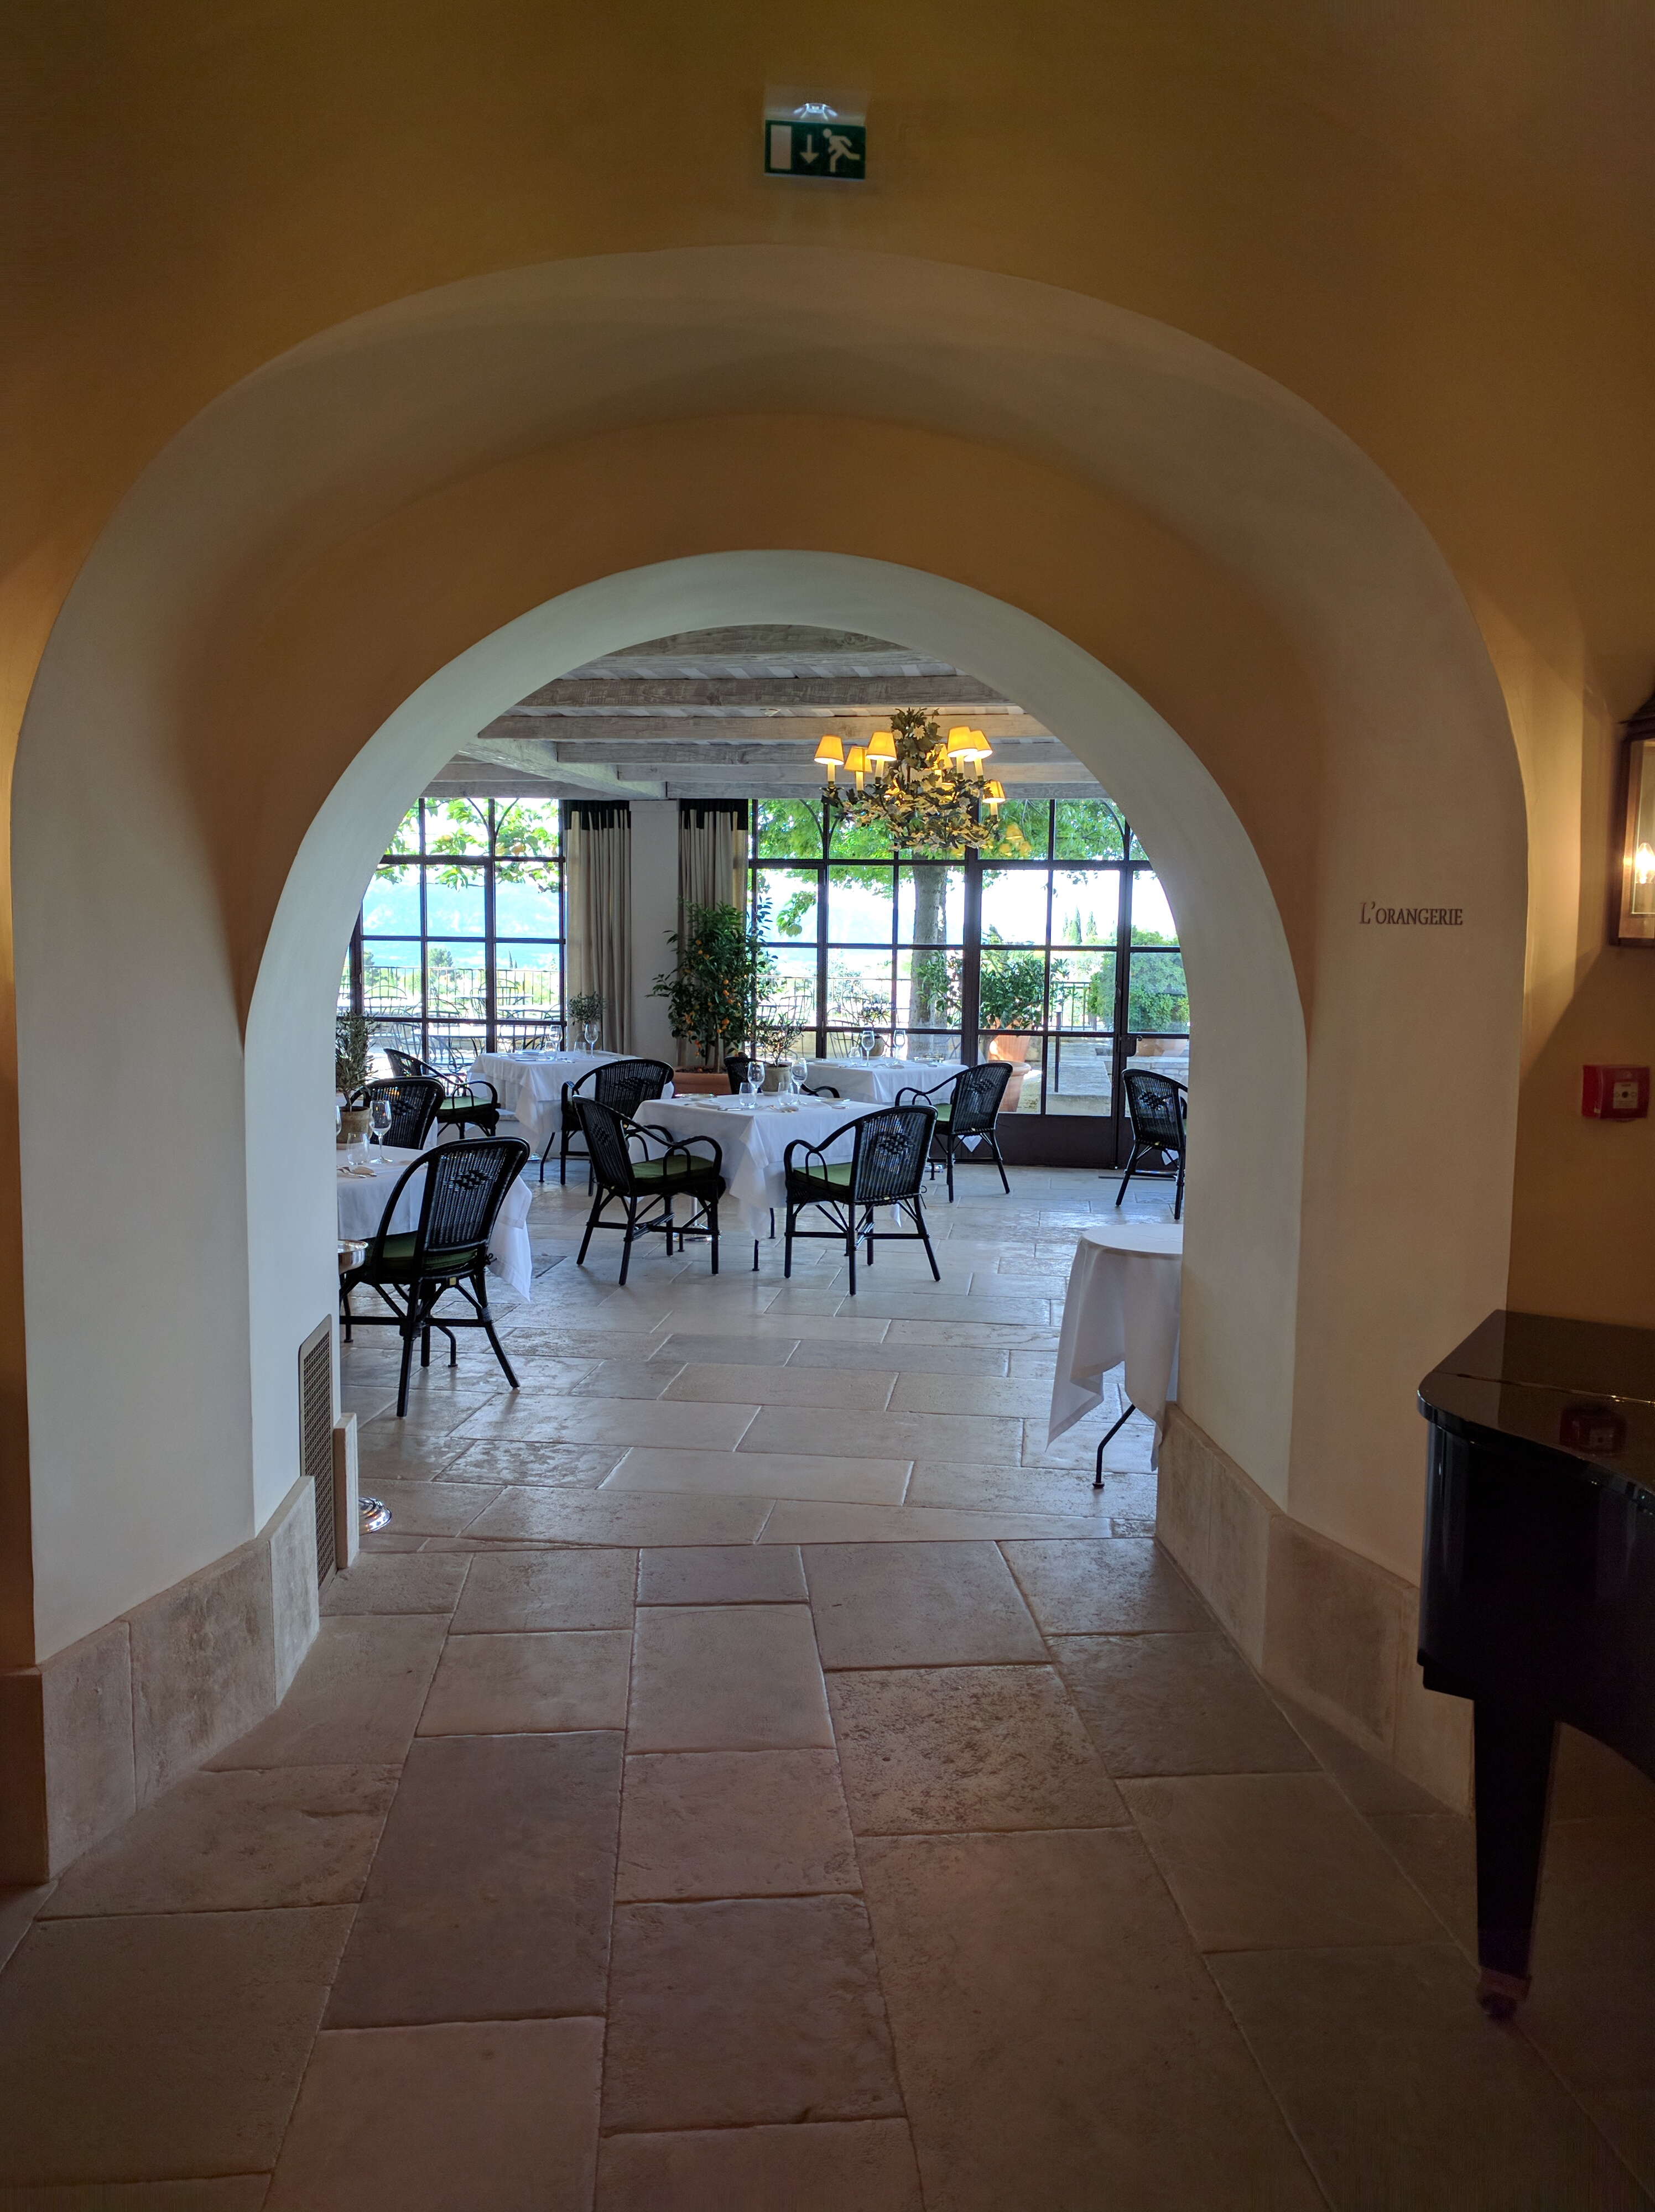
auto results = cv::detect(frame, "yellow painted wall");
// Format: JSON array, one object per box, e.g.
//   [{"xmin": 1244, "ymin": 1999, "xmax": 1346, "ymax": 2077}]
[{"xmin": 5, "ymin": 1, "xmax": 1654, "ymax": 1657}]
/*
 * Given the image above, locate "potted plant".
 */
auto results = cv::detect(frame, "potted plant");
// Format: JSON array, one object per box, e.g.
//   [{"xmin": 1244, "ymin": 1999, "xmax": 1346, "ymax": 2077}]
[
  {"xmin": 568, "ymin": 989, "xmax": 606, "ymax": 1051},
  {"xmin": 652, "ymin": 902, "xmax": 778, "ymax": 1071},
  {"xmin": 335, "ymin": 1015, "xmax": 374, "ymax": 1145}
]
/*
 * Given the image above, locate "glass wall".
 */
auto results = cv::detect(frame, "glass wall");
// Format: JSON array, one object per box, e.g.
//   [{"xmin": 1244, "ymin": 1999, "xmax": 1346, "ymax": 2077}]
[
  {"xmin": 749, "ymin": 795, "xmax": 1188, "ymax": 1136},
  {"xmin": 340, "ymin": 796, "xmax": 564, "ymax": 1072}
]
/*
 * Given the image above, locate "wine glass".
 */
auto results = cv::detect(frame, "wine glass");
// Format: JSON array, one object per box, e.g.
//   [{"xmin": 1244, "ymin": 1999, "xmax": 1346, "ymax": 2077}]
[
  {"xmin": 580, "ymin": 1018, "xmax": 600, "ymax": 1052},
  {"xmin": 748, "ymin": 1057, "xmax": 766, "ymax": 1103},
  {"xmin": 860, "ymin": 1026, "xmax": 878, "ymax": 1062},
  {"xmin": 370, "ymin": 1097, "xmax": 393, "ymax": 1151}
]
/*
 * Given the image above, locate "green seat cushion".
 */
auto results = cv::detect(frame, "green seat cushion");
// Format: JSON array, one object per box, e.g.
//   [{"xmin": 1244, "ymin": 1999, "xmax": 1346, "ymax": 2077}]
[
  {"xmin": 786, "ymin": 1160, "xmax": 855, "ymax": 1197},
  {"xmin": 933, "ymin": 1103, "xmax": 952, "ymax": 1124},
  {"xmin": 357, "ymin": 1235, "xmax": 483, "ymax": 1276},
  {"xmin": 631, "ymin": 1155, "xmax": 717, "ymax": 1185}
]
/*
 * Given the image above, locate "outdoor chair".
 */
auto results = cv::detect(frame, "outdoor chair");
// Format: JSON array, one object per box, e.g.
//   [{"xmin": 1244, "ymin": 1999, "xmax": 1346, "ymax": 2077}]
[
  {"xmin": 348, "ymin": 1076, "xmax": 444, "ymax": 1150},
  {"xmin": 340, "ymin": 1136, "xmax": 530, "ymax": 1416},
  {"xmin": 725, "ymin": 1054, "xmax": 752, "ymax": 1094},
  {"xmin": 783, "ymin": 1104, "xmax": 939, "ymax": 1295},
  {"xmin": 548, "ymin": 1057, "xmax": 673, "ymax": 1185},
  {"xmin": 573, "ymin": 1097, "xmax": 724, "ymax": 1286},
  {"xmin": 1117, "ymin": 1067, "xmax": 1188, "ymax": 1219},
  {"xmin": 383, "ymin": 1047, "xmax": 500, "ymax": 1139},
  {"xmin": 896, "ymin": 1061, "xmax": 1013, "ymax": 1201}
]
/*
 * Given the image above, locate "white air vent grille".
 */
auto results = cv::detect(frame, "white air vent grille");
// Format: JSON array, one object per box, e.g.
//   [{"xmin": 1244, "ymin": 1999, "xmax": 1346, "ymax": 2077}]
[{"xmin": 299, "ymin": 1318, "xmax": 336, "ymax": 1585}]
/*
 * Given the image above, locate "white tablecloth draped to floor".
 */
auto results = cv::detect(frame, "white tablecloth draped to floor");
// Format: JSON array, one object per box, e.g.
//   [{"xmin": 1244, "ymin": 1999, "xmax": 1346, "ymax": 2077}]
[
  {"xmin": 337, "ymin": 1144, "xmax": 535, "ymax": 1299},
  {"xmin": 804, "ymin": 1058, "xmax": 966, "ymax": 1105},
  {"xmin": 467, "ymin": 1051, "xmax": 624, "ymax": 1152},
  {"xmin": 631, "ymin": 1094, "xmax": 870, "ymax": 1240},
  {"xmin": 1048, "ymin": 1220, "xmax": 1183, "ymax": 1464}
]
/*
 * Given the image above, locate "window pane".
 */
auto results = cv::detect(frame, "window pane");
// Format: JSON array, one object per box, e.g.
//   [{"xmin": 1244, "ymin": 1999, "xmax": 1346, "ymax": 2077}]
[
  {"xmin": 424, "ymin": 866, "xmax": 485, "ymax": 936},
  {"xmin": 759, "ymin": 947, "xmax": 819, "ymax": 1028},
  {"xmin": 1130, "ymin": 869, "xmax": 1179, "ymax": 945},
  {"xmin": 338, "ymin": 953, "xmax": 352, "ymax": 1013},
  {"xmin": 1050, "ymin": 871, "xmax": 1120, "ymax": 946},
  {"xmin": 897, "ymin": 864, "xmax": 964, "ymax": 945},
  {"xmin": 897, "ymin": 946, "xmax": 961, "ymax": 1034},
  {"xmin": 1128, "ymin": 947, "xmax": 1189, "ymax": 1035},
  {"xmin": 1049, "ymin": 948, "xmax": 1117, "ymax": 1030},
  {"xmin": 384, "ymin": 805, "xmax": 421, "ymax": 858},
  {"xmin": 754, "ymin": 799, "xmax": 824, "ymax": 859},
  {"xmin": 828, "ymin": 812, "xmax": 893, "ymax": 859},
  {"xmin": 425, "ymin": 943, "xmax": 488, "ymax": 1019},
  {"xmin": 496, "ymin": 867, "xmax": 560, "ymax": 937},
  {"xmin": 826, "ymin": 952, "xmax": 893, "ymax": 1029},
  {"xmin": 363, "ymin": 864, "xmax": 420, "ymax": 936},
  {"xmin": 1045, "ymin": 1030, "xmax": 1115, "ymax": 1117},
  {"xmin": 1055, "ymin": 799, "xmax": 1126, "ymax": 860},
  {"xmin": 757, "ymin": 870, "xmax": 819, "ymax": 943},
  {"xmin": 979, "ymin": 947, "xmax": 1048, "ymax": 1037},
  {"xmin": 493, "ymin": 941, "xmax": 561, "ymax": 1018},
  {"xmin": 1130, "ymin": 830, "xmax": 1150, "ymax": 862},
  {"xmin": 495, "ymin": 797, "xmax": 560, "ymax": 858},
  {"xmin": 425, "ymin": 1020, "xmax": 487, "ymax": 1078},
  {"xmin": 980, "ymin": 868, "xmax": 1049, "ymax": 946},
  {"xmin": 985, "ymin": 1031, "xmax": 1041, "ymax": 1114},
  {"xmin": 362, "ymin": 941, "xmax": 422, "ymax": 1018},
  {"xmin": 828, "ymin": 865, "xmax": 893, "ymax": 943},
  {"xmin": 423, "ymin": 797, "xmax": 490, "ymax": 855},
  {"xmin": 993, "ymin": 800, "xmax": 1049, "ymax": 858}
]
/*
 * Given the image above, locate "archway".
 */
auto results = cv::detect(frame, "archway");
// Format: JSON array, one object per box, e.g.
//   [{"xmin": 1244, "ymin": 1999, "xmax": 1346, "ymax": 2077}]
[{"xmin": 7, "ymin": 247, "xmax": 1524, "ymax": 1861}]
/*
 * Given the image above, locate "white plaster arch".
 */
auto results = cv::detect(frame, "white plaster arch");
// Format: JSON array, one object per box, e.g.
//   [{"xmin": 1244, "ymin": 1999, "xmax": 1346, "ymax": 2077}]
[
  {"xmin": 246, "ymin": 551, "xmax": 1303, "ymax": 1554},
  {"xmin": 12, "ymin": 244, "xmax": 1525, "ymax": 1662}
]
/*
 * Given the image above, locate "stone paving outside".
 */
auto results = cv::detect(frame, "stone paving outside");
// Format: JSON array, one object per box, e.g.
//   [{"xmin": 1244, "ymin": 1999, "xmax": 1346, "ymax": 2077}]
[{"xmin": 1, "ymin": 1164, "xmax": 1651, "ymax": 2206}]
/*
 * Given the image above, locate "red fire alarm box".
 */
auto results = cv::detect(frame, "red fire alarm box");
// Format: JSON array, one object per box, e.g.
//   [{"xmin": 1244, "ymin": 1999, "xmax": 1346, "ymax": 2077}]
[{"xmin": 1582, "ymin": 1065, "xmax": 1650, "ymax": 1120}]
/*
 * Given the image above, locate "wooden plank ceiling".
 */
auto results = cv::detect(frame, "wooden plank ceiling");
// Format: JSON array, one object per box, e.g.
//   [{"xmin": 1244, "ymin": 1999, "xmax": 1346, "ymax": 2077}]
[{"xmin": 424, "ymin": 625, "xmax": 1101, "ymax": 804}]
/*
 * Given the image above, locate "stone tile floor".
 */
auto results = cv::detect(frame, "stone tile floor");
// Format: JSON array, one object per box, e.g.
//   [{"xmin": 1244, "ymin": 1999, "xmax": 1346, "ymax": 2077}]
[{"xmin": 2, "ymin": 1165, "xmax": 1653, "ymax": 2206}]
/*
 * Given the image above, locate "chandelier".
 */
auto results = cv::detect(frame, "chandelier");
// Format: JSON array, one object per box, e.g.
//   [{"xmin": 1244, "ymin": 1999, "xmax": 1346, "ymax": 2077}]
[{"xmin": 813, "ymin": 708, "xmax": 1029, "ymax": 856}]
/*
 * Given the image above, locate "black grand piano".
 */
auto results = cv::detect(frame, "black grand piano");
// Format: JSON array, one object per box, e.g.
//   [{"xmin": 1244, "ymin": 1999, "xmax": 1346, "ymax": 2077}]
[{"xmin": 1419, "ymin": 1310, "xmax": 1655, "ymax": 2017}]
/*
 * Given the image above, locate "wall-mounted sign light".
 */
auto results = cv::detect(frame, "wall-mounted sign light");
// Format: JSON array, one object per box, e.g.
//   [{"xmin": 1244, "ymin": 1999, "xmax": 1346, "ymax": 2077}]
[
  {"xmin": 1613, "ymin": 687, "xmax": 1655, "ymax": 946},
  {"xmin": 764, "ymin": 85, "xmax": 867, "ymax": 180}
]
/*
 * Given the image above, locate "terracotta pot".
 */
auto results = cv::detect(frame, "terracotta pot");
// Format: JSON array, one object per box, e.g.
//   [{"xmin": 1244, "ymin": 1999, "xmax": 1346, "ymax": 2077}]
[
  {"xmin": 338, "ymin": 1108, "xmax": 373, "ymax": 1145},
  {"xmin": 986, "ymin": 1031, "xmax": 1032, "ymax": 1065}
]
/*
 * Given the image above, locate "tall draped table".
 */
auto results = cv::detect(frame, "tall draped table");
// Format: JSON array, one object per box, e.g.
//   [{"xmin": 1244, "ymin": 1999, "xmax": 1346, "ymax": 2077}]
[
  {"xmin": 631, "ymin": 1094, "xmax": 868, "ymax": 1241},
  {"xmin": 467, "ymin": 1050, "xmax": 623, "ymax": 1153},
  {"xmin": 336, "ymin": 1143, "xmax": 535, "ymax": 1299},
  {"xmin": 1048, "ymin": 1220, "xmax": 1183, "ymax": 1469},
  {"xmin": 804, "ymin": 1058, "xmax": 966, "ymax": 1104}
]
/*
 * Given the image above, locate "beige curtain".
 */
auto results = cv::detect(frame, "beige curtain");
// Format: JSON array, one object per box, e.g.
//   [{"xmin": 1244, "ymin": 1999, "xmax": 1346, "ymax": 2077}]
[
  {"xmin": 564, "ymin": 803, "xmax": 632, "ymax": 1053},
  {"xmin": 678, "ymin": 802, "xmax": 748, "ymax": 937}
]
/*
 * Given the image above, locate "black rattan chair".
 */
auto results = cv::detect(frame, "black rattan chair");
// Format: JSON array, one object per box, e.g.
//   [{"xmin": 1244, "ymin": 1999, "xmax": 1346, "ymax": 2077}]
[
  {"xmin": 340, "ymin": 1136, "xmax": 530, "ymax": 1415},
  {"xmin": 783, "ymin": 1105, "xmax": 939, "ymax": 1294},
  {"xmin": 897, "ymin": 1062, "xmax": 1013, "ymax": 1200},
  {"xmin": 1117, "ymin": 1067, "xmax": 1188, "ymax": 1218},
  {"xmin": 349, "ymin": 1076, "xmax": 445, "ymax": 1151},
  {"xmin": 548, "ymin": 1057, "xmax": 673, "ymax": 1185},
  {"xmin": 573, "ymin": 1097, "xmax": 724, "ymax": 1285},
  {"xmin": 383, "ymin": 1047, "xmax": 500, "ymax": 1139},
  {"xmin": 725, "ymin": 1055, "xmax": 752, "ymax": 1094}
]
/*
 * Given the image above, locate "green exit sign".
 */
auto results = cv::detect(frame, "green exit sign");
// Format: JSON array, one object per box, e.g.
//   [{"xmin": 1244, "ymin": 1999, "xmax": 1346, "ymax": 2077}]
[{"xmin": 764, "ymin": 119, "xmax": 866, "ymax": 180}]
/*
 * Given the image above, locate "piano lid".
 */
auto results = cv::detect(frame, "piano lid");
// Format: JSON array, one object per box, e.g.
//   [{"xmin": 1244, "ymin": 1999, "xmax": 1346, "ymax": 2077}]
[{"xmin": 1420, "ymin": 1309, "xmax": 1655, "ymax": 1501}]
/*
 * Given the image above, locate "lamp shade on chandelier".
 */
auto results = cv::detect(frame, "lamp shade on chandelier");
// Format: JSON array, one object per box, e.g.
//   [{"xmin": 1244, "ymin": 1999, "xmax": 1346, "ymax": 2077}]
[{"xmin": 814, "ymin": 708, "xmax": 1031, "ymax": 855}]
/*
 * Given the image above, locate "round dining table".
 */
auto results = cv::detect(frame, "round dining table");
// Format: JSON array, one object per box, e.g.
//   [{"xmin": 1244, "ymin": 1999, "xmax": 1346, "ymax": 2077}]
[
  {"xmin": 1048, "ymin": 1219, "xmax": 1183, "ymax": 1470},
  {"xmin": 630, "ymin": 1092, "xmax": 868, "ymax": 1241},
  {"xmin": 336, "ymin": 1142, "xmax": 535, "ymax": 1299},
  {"xmin": 467, "ymin": 1050, "xmax": 623, "ymax": 1153},
  {"xmin": 804, "ymin": 1057, "xmax": 966, "ymax": 1105}
]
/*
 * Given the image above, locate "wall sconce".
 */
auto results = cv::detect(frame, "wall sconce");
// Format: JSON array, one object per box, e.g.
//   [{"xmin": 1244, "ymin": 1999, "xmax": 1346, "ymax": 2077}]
[{"xmin": 1614, "ymin": 689, "xmax": 1655, "ymax": 946}]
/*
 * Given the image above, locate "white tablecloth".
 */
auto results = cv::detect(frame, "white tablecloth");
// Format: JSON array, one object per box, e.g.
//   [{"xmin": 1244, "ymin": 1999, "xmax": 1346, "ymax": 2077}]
[
  {"xmin": 805, "ymin": 1058, "xmax": 966, "ymax": 1104},
  {"xmin": 337, "ymin": 1144, "xmax": 535, "ymax": 1299},
  {"xmin": 468, "ymin": 1051, "xmax": 623, "ymax": 1151},
  {"xmin": 632, "ymin": 1095, "xmax": 868, "ymax": 1239},
  {"xmin": 1048, "ymin": 1221, "xmax": 1183, "ymax": 1463}
]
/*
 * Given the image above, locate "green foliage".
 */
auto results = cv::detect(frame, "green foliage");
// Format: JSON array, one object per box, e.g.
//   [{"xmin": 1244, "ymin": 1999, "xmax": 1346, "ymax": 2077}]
[
  {"xmin": 386, "ymin": 798, "xmax": 560, "ymax": 898},
  {"xmin": 1127, "ymin": 941, "xmax": 1189, "ymax": 1034},
  {"xmin": 653, "ymin": 901, "xmax": 779, "ymax": 1066},
  {"xmin": 979, "ymin": 949, "xmax": 1048, "ymax": 1030},
  {"xmin": 568, "ymin": 989, "xmax": 606, "ymax": 1025},
  {"xmin": 776, "ymin": 888, "xmax": 816, "ymax": 937},
  {"xmin": 335, "ymin": 1014, "xmax": 373, "ymax": 1095}
]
